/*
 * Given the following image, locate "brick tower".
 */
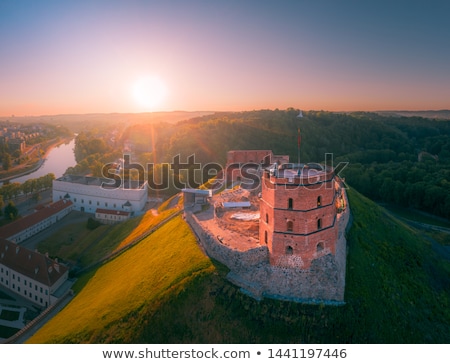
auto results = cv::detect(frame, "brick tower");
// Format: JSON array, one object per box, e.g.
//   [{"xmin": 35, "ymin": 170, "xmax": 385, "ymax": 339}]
[{"xmin": 259, "ymin": 163, "xmax": 339, "ymax": 269}]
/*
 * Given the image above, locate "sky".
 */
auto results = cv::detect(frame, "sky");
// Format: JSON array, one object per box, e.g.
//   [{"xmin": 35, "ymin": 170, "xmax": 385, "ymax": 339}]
[{"xmin": 1, "ymin": 0, "xmax": 449, "ymax": 116}]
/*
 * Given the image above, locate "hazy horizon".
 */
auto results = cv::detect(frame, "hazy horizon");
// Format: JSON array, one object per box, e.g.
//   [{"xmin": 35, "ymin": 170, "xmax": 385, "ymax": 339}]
[
  {"xmin": 2, "ymin": 108, "xmax": 450, "ymax": 120},
  {"xmin": 1, "ymin": 1, "xmax": 449, "ymax": 116}
]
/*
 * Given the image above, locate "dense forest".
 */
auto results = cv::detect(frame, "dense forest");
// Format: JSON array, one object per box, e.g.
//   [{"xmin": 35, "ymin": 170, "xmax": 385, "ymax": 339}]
[
  {"xmin": 65, "ymin": 131, "xmax": 122, "ymax": 177},
  {"xmin": 118, "ymin": 109, "xmax": 450, "ymax": 219}
]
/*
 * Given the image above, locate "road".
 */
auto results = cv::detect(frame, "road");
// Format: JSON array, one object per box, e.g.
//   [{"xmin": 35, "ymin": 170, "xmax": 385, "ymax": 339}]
[{"xmin": 382, "ymin": 208, "xmax": 450, "ymax": 261}]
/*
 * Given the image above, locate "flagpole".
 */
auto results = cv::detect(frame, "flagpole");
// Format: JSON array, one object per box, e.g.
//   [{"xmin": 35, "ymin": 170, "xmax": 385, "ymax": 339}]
[{"xmin": 296, "ymin": 110, "xmax": 303, "ymax": 175}]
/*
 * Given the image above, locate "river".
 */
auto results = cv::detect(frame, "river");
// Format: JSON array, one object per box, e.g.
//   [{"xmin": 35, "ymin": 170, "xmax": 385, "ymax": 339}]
[{"xmin": 11, "ymin": 138, "xmax": 77, "ymax": 184}]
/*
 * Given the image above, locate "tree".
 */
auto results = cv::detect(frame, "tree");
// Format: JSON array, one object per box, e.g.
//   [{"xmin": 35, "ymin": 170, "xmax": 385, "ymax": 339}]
[
  {"xmin": 2, "ymin": 153, "xmax": 11, "ymax": 170},
  {"xmin": 86, "ymin": 217, "xmax": 102, "ymax": 230},
  {"xmin": 90, "ymin": 160, "xmax": 104, "ymax": 177},
  {"xmin": 22, "ymin": 179, "xmax": 33, "ymax": 196},
  {"xmin": 32, "ymin": 192, "xmax": 42, "ymax": 203},
  {"xmin": 4, "ymin": 201, "xmax": 18, "ymax": 220}
]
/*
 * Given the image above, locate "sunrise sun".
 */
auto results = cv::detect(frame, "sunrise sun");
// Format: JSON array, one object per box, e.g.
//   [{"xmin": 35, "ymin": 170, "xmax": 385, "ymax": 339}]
[{"xmin": 131, "ymin": 75, "xmax": 168, "ymax": 110}]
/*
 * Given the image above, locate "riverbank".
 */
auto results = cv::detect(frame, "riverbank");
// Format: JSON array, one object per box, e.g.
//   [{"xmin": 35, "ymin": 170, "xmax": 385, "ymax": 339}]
[{"xmin": 0, "ymin": 137, "xmax": 73, "ymax": 183}]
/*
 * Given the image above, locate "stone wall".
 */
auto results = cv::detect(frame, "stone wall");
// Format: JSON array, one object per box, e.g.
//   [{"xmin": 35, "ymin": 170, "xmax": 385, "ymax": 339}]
[
  {"xmin": 185, "ymin": 213, "xmax": 269, "ymax": 272},
  {"xmin": 184, "ymin": 186, "xmax": 349, "ymax": 304}
]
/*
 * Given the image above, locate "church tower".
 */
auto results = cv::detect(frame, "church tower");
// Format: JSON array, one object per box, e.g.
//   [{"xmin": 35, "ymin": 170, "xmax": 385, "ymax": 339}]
[{"xmin": 259, "ymin": 163, "xmax": 339, "ymax": 269}]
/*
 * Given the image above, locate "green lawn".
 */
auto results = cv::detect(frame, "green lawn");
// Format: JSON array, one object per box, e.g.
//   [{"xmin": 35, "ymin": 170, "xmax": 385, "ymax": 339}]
[
  {"xmin": 37, "ymin": 221, "xmax": 109, "ymax": 265},
  {"xmin": 37, "ymin": 207, "xmax": 180, "ymax": 270},
  {"xmin": 28, "ymin": 188, "xmax": 450, "ymax": 343},
  {"xmin": 27, "ymin": 216, "xmax": 213, "ymax": 343}
]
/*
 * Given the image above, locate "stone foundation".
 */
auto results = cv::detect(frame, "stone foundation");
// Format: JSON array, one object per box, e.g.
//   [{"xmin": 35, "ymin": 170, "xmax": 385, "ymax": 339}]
[{"xmin": 185, "ymin": 191, "xmax": 349, "ymax": 304}]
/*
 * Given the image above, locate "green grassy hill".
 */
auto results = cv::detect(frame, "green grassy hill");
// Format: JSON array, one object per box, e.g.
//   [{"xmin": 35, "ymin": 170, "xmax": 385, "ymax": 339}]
[{"xmin": 28, "ymin": 189, "xmax": 450, "ymax": 343}]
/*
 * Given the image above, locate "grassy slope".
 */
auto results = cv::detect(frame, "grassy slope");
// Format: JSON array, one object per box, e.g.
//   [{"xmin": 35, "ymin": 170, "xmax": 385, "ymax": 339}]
[
  {"xmin": 28, "ymin": 189, "xmax": 450, "ymax": 343},
  {"xmin": 130, "ymin": 188, "xmax": 450, "ymax": 344},
  {"xmin": 37, "ymin": 208, "xmax": 179, "ymax": 270},
  {"xmin": 28, "ymin": 216, "xmax": 212, "ymax": 343}
]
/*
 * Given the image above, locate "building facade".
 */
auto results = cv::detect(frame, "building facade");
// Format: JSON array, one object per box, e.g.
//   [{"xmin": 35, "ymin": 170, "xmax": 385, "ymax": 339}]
[
  {"xmin": 0, "ymin": 238, "xmax": 69, "ymax": 308},
  {"xmin": 225, "ymin": 150, "xmax": 290, "ymax": 186},
  {"xmin": 259, "ymin": 163, "xmax": 340, "ymax": 269},
  {"xmin": 53, "ymin": 175, "xmax": 148, "ymax": 214},
  {"xmin": 0, "ymin": 199, "xmax": 73, "ymax": 244},
  {"xmin": 95, "ymin": 208, "xmax": 131, "ymax": 225}
]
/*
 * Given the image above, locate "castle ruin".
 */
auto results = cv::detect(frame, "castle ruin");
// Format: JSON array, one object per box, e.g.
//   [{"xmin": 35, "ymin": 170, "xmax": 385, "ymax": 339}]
[{"xmin": 184, "ymin": 150, "xmax": 349, "ymax": 304}]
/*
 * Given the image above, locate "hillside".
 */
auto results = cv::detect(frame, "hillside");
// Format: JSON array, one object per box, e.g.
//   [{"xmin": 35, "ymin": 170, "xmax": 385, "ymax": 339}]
[
  {"xmin": 27, "ymin": 188, "xmax": 449, "ymax": 343},
  {"xmin": 118, "ymin": 109, "xmax": 450, "ymax": 220},
  {"xmin": 377, "ymin": 110, "xmax": 450, "ymax": 120}
]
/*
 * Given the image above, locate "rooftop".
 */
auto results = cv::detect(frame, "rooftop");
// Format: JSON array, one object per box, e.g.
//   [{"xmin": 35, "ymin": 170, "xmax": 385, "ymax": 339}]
[
  {"xmin": 268, "ymin": 163, "xmax": 332, "ymax": 178},
  {"xmin": 0, "ymin": 238, "xmax": 68, "ymax": 287},
  {"xmin": 0, "ymin": 199, "xmax": 73, "ymax": 240},
  {"xmin": 56, "ymin": 175, "xmax": 146, "ymax": 189},
  {"xmin": 95, "ymin": 208, "xmax": 130, "ymax": 216},
  {"xmin": 181, "ymin": 188, "xmax": 212, "ymax": 196}
]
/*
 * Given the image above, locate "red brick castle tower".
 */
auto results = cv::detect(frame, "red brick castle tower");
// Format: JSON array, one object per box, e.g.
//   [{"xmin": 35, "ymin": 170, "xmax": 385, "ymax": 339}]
[{"xmin": 259, "ymin": 163, "xmax": 339, "ymax": 269}]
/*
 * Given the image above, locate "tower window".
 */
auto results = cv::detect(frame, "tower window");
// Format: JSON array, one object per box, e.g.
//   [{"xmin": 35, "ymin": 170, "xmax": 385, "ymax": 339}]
[
  {"xmin": 264, "ymin": 231, "xmax": 268, "ymax": 244},
  {"xmin": 317, "ymin": 196, "xmax": 322, "ymax": 207},
  {"xmin": 317, "ymin": 242, "xmax": 324, "ymax": 252},
  {"xmin": 288, "ymin": 198, "xmax": 293, "ymax": 209},
  {"xmin": 266, "ymin": 213, "xmax": 269, "ymax": 223},
  {"xmin": 286, "ymin": 246, "xmax": 293, "ymax": 255},
  {"xmin": 317, "ymin": 218, "xmax": 322, "ymax": 230},
  {"xmin": 287, "ymin": 220, "xmax": 293, "ymax": 232}
]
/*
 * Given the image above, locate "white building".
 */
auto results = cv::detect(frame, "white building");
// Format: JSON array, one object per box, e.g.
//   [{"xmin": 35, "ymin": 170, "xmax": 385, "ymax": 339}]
[
  {"xmin": 0, "ymin": 199, "xmax": 73, "ymax": 244},
  {"xmin": 0, "ymin": 238, "xmax": 69, "ymax": 308},
  {"xmin": 95, "ymin": 208, "xmax": 131, "ymax": 225},
  {"xmin": 53, "ymin": 175, "xmax": 148, "ymax": 215}
]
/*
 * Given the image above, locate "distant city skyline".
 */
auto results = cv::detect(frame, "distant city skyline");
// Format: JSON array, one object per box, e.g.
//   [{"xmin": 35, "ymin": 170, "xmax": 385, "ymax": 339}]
[{"xmin": 1, "ymin": 0, "xmax": 449, "ymax": 116}]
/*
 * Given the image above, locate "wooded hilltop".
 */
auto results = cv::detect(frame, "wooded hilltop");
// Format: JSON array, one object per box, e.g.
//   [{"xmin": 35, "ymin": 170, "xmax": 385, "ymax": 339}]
[{"xmin": 110, "ymin": 109, "xmax": 450, "ymax": 219}]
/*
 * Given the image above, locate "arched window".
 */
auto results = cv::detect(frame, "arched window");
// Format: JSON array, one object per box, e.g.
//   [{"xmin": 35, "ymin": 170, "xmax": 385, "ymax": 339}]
[
  {"xmin": 288, "ymin": 198, "xmax": 293, "ymax": 209},
  {"xmin": 287, "ymin": 220, "xmax": 293, "ymax": 232},
  {"xmin": 266, "ymin": 213, "xmax": 269, "ymax": 223},
  {"xmin": 286, "ymin": 246, "xmax": 294, "ymax": 255},
  {"xmin": 317, "ymin": 218, "xmax": 322, "ymax": 230},
  {"xmin": 317, "ymin": 196, "xmax": 322, "ymax": 207},
  {"xmin": 317, "ymin": 242, "xmax": 324, "ymax": 252},
  {"xmin": 264, "ymin": 231, "xmax": 268, "ymax": 244}
]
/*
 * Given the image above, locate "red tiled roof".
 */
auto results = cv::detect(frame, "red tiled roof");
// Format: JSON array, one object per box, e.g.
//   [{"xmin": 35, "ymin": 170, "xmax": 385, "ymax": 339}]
[
  {"xmin": 0, "ymin": 199, "xmax": 73, "ymax": 240},
  {"xmin": 0, "ymin": 238, "xmax": 68, "ymax": 287}
]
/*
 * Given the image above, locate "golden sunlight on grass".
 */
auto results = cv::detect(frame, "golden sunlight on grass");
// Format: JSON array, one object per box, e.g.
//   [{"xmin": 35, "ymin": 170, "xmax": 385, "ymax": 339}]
[{"xmin": 27, "ymin": 216, "xmax": 213, "ymax": 343}]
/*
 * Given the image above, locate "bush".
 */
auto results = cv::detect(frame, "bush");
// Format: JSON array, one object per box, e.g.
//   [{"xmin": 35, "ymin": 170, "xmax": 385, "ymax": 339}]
[{"xmin": 86, "ymin": 217, "xmax": 102, "ymax": 230}]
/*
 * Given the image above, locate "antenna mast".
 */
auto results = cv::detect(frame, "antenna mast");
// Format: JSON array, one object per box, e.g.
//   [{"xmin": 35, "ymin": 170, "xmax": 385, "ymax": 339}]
[{"xmin": 296, "ymin": 110, "xmax": 303, "ymax": 168}]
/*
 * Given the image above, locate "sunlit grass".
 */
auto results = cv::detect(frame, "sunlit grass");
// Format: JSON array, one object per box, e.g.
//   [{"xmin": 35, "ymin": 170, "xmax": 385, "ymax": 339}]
[
  {"xmin": 38, "ymin": 205, "xmax": 181, "ymax": 270},
  {"xmin": 27, "ymin": 216, "xmax": 212, "ymax": 343},
  {"xmin": 112, "ymin": 208, "xmax": 177, "ymax": 252},
  {"xmin": 28, "ymin": 188, "xmax": 450, "ymax": 343}
]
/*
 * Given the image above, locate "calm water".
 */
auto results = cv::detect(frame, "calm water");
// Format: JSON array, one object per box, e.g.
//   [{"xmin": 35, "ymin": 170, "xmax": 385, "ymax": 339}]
[{"xmin": 11, "ymin": 138, "xmax": 76, "ymax": 183}]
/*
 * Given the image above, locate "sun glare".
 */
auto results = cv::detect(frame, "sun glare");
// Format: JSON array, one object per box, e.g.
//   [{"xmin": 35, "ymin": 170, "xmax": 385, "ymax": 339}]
[{"xmin": 132, "ymin": 75, "xmax": 168, "ymax": 110}]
